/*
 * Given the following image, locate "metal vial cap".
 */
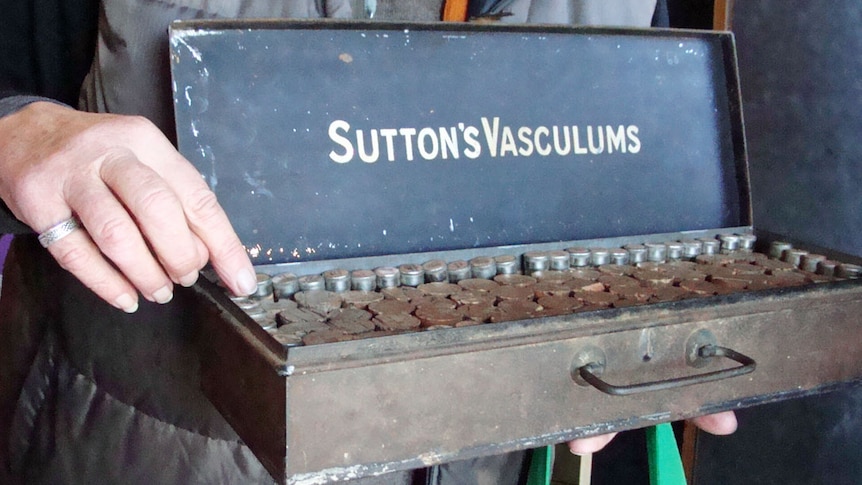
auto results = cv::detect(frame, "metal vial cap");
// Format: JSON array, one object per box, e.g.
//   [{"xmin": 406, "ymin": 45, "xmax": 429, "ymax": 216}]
[
  {"xmin": 836, "ymin": 263, "xmax": 862, "ymax": 279},
  {"xmin": 271, "ymin": 272, "xmax": 299, "ymax": 299},
  {"xmin": 447, "ymin": 260, "xmax": 472, "ymax": 283},
  {"xmin": 665, "ymin": 242, "xmax": 684, "ymax": 261},
  {"xmin": 799, "ymin": 254, "xmax": 826, "ymax": 273},
  {"xmin": 323, "ymin": 268, "xmax": 351, "ymax": 293},
  {"xmin": 271, "ymin": 331, "xmax": 304, "ymax": 348},
  {"xmin": 589, "ymin": 248, "xmax": 611, "ymax": 267},
  {"xmin": 645, "ymin": 243, "xmax": 667, "ymax": 263},
  {"xmin": 680, "ymin": 239, "xmax": 703, "ymax": 259},
  {"xmin": 254, "ymin": 273, "xmax": 273, "ymax": 299},
  {"xmin": 399, "ymin": 264, "xmax": 425, "ymax": 287},
  {"xmin": 817, "ymin": 260, "xmax": 839, "ymax": 277},
  {"xmin": 298, "ymin": 274, "xmax": 325, "ymax": 292},
  {"xmin": 718, "ymin": 234, "xmax": 740, "ymax": 253},
  {"xmin": 737, "ymin": 233, "xmax": 757, "ymax": 252},
  {"xmin": 469, "ymin": 256, "xmax": 497, "ymax": 279},
  {"xmin": 782, "ymin": 249, "xmax": 809, "ymax": 268},
  {"xmin": 422, "ymin": 260, "xmax": 449, "ymax": 282},
  {"xmin": 769, "ymin": 241, "xmax": 793, "ymax": 260},
  {"xmin": 523, "ymin": 251, "xmax": 550, "ymax": 274},
  {"xmin": 374, "ymin": 266, "xmax": 401, "ymax": 288},
  {"xmin": 234, "ymin": 297, "xmax": 261, "ymax": 312},
  {"xmin": 566, "ymin": 247, "xmax": 592, "ymax": 267},
  {"xmin": 699, "ymin": 239, "xmax": 720, "ymax": 255},
  {"xmin": 237, "ymin": 300, "xmax": 271, "ymax": 328},
  {"xmin": 351, "ymin": 269, "xmax": 377, "ymax": 291},
  {"xmin": 253, "ymin": 312, "xmax": 277, "ymax": 330},
  {"xmin": 548, "ymin": 251, "xmax": 571, "ymax": 271},
  {"xmin": 494, "ymin": 255, "xmax": 520, "ymax": 275},
  {"xmin": 610, "ymin": 248, "xmax": 630, "ymax": 265},
  {"xmin": 624, "ymin": 244, "xmax": 647, "ymax": 264}
]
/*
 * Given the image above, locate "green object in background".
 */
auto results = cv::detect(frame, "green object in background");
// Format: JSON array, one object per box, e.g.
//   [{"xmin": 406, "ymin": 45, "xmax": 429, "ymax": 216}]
[
  {"xmin": 647, "ymin": 423, "xmax": 687, "ymax": 485},
  {"xmin": 526, "ymin": 445, "xmax": 553, "ymax": 485}
]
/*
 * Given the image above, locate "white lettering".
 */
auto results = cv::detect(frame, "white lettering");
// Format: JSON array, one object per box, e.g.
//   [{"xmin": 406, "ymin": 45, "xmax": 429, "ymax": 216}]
[
  {"xmin": 328, "ymin": 120, "xmax": 354, "ymax": 163},
  {"xmin": 356, "ymin": 129, "xmax": 379, "ymax": 163},
  {"xmin": 328, "ymin": 119, "xmax": 643, "ymax": 163},
  {"xmin": 463, "ymin": 125, "xmax": 481, "ymax": 158},
  {"xmin": 517, "ymin": 126, "xmax": 534, "ymax": 156},
  {"xmin": 399, "ymin": 128, "xmax": 417, "ymax": 161},
  {"xmin": 534, "ymin": 126, "xmax": 551, "ymax": 156},
  {"xmin": 572, "ymin": 126, "xmax": 588, "ymax": 154},
  {"xmin": 439, "ymin": 126, "xmax": 459, "ymax": 159},
  {"xmin": 500, "ymin": 126, "xmax": 518, "ymax": 157},
  {"xmin": 552, "ymin": 125, "xmax": 571, "ymax": 156},
  {"xmin": 606, "ymin": 125, "xmax": 626, "ymax": 154},
  {"xmin": 417, "ymin": 127, "xmax": 439, "ymax": 160},
  {"xmin": 627, "ymin": 125, "xmax": 641, "ymax": 153},
  {"xmin": 587, "ymin": 125, "xmax": 605, "ymax": 155},
  {"xmin": 380, "ymin": 128, "xmax": 398, "ymax": 161},
  {"xmin": 480, "ymin": 117, "xmax": 500, "ymax": 157}
]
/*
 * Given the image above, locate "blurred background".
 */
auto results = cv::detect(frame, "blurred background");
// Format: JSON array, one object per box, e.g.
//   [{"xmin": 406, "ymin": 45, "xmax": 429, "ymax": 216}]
[
  {"xmin": 695, "ymin": 1, "xmax": 862, "ymax": 483},
  {"xmin": 583, "ymin": 1, "xmax": 862, "ymax": 484}
]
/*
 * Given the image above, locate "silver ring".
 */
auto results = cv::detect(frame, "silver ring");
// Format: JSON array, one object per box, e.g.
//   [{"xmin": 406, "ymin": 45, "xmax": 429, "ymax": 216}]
[{"xmin": 38, "ymin": 216, "xmax": 82, "ymax": 248}]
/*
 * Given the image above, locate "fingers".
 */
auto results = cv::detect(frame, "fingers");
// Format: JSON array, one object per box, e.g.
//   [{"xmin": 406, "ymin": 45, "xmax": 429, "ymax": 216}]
[
  {"xmin": 0, "ymin": 104, "xmax": 256, "ymax": 311},
  {"xmin": 567, "ymin": 432, "xmax": 618, "ymax": 456},
  {"xmin": 564, "ymin": 410, "xmax": 737, "ymax": 457},
  {"xmin": 690, "ymin": 410, "xmax": 737, "ymax": 435},
  {"xmin": 50, "ymin": 145, "xmax": 244, "ymax": 307},
  {"xmin": 97, "ymin": 150, "xmax": 202, "ymax": 291},
  {"xmin": 43, "ymin": 221, "xmax": 140, "ymax": 313},
  {"xmin": 179, "ymin": 183, "xmax": 256, "ymax": 296},
  {"xmin": 107, "ymin": 117, "xmax": 255, "ymax": 296},
  {"xmin": 59, "ymin": 157, "xmax": 177, "ymax": 305},
  {"xmin": 38, "ymin": 146, "xmax": 209, "ymax": 309},
  {"xmin": 15, "ymin": 147, "xmax": 144, "ymax": 312},
  {"xmin": 127, "ymin": 139, "xmax": 257, "ymax": 297}
]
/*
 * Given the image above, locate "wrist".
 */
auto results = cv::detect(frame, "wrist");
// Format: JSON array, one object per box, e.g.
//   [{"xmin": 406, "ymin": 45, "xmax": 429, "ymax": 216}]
[{"xmin": 0, "ymin": 95, "xmax": 69, "ymax": 119}]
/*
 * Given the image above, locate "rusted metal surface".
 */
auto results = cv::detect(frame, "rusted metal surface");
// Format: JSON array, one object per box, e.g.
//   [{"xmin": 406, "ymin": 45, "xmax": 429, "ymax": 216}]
[
  {"xmin": 192, "ymin": 278, "xmax": 288, "ymax": 479},
  {"xmin": 193, "ymin": 255, "xmax": 862, "ymax": 482}
]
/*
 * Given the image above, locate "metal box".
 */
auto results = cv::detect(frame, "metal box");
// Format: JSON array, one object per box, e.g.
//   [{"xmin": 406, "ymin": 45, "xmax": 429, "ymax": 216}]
[{"xmin": 170, "ymin": 21, "xmax": 862, "ymax": 483}]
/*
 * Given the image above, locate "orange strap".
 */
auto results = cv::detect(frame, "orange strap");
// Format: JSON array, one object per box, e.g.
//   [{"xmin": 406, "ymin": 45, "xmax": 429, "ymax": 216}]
[{"xmin": 442, "ymin": 0, "xmax": 469, "ymax": 21}]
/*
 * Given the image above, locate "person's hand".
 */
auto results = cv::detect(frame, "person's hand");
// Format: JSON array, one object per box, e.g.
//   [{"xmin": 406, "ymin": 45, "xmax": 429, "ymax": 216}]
[
  {"xmin": 0, "ymin": 101, "xmax": 257, "ymax": 311},
  {"xmin": 567, "ymin": 410, "xmax": 738, "ymax": 455}
]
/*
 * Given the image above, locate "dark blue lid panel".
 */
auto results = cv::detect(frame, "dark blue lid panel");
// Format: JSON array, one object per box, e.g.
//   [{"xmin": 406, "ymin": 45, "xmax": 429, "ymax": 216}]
[{"xmin": 170, "ymin": 21, "xmax": 748, "ymax": 265}]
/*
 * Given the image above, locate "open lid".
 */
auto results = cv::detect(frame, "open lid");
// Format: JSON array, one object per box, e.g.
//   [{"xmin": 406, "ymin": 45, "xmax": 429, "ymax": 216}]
[{"xmin": 170, "ymin": 20, "xmax": 750, "ymax": 265}]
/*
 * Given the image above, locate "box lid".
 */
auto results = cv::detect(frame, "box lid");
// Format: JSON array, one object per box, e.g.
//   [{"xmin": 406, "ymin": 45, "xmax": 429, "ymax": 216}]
[{"xmin": 170, "ymin": 20, "xmax": 750, "ymax": 265}]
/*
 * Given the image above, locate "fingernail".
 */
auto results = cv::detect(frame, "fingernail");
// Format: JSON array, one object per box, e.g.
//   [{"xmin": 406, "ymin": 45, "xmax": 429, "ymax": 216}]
[
  {"xmin": 153, "ymin": 285, "xmax": 174, "ymax": 304},
  {"xmin": 115, "ymin": 294, "xmax": 139, "ymax": 313},
  {"xmin": 236, "ymin": 267, "xmax": 257, "ymax": 296},
  {"xmin": 179, "ymin": 270, "xmax": 199, "ymax": 287}
]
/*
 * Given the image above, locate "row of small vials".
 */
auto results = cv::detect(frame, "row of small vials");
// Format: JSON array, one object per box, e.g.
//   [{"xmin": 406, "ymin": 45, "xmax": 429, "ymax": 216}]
[
  {"xmin": 221, "ymin": 234, "xmax": 860, "ymax": 344},
  {"xmin": 245, "ymin": 233, "xmax": 773, "ymax": 301},
  {"xmin": 227, "ymin": 233, "xmax": 860, "ymax": 324}
]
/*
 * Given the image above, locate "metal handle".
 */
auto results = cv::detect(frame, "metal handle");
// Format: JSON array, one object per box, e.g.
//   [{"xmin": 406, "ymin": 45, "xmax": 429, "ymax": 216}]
[{"xmin": 577, "ymin": 344, "xmax": 756, "ymax": 396}]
